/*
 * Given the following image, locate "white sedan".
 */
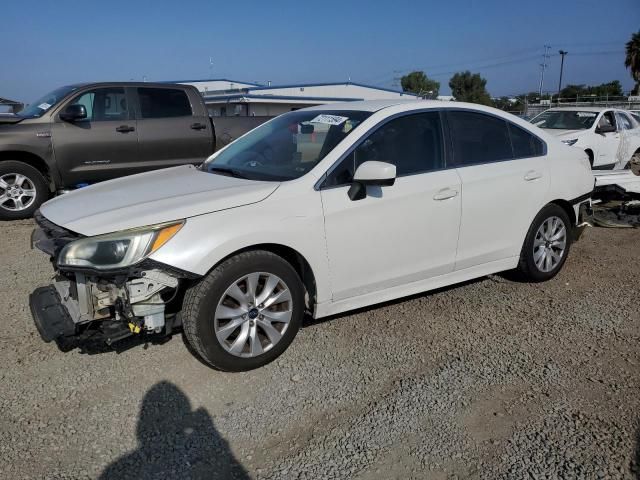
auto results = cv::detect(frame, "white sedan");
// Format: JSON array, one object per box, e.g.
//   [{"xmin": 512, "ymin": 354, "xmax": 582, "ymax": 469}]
[
  {"xmin": 30, "ymin": 100, "xmax": 594, "ymax": 371},
  {"xmin": 531, "ymin": 107, "xmax": 640, "ymax": 170}
]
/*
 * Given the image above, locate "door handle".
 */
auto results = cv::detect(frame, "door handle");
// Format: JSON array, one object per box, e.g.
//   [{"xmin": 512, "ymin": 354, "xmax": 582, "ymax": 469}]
[
  {"xmin": 433, "ymin": 188, "xmax": 459, "ymax": 201},
  {"xmin": 116, "ymin": 125, "xmax": 135, "ymax": 133},
  {"xmin": 524, "ymin": 170, "xmax": 542, "ymax": 181},
  {"xmin": 190, "ymin": 123, "xmax": 207, "ymax": 130}
]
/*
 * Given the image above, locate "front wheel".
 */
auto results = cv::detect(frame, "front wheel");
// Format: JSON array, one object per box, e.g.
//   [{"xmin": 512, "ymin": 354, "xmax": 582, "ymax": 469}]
[
  {"xmin": 516, "ymin": 204, "xmax": 572, "ymax": 282},
  {"xmin": 0, "ymin": 161, "xmax": 49, "ymax": 220},
  {"xmin": 182, "ymin": 250, "xmax": 304, "ymax": 371}
]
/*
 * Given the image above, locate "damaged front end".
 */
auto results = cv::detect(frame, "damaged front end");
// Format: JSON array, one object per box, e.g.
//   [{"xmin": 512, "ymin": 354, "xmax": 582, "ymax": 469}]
[{"xmin": 29, "ymin": 211, "xmax": 195, "ymax": 350}]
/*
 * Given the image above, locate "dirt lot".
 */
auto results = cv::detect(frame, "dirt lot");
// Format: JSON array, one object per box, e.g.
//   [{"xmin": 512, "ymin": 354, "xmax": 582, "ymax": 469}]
[{"xmin": 0, "ymin": 219, "xmax": 638, "ymax": 479}]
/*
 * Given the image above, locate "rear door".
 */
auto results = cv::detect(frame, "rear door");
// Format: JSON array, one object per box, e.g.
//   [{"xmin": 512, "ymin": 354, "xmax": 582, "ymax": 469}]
[
  {"xmin": 446, "ymin": 110, "xmax": 549, "ymax": 270},
  {"xmin": 51, "ymin": 86, "xmax": 138, "ymax": 187},
  {"xmin": 135, "ymin": 87, "xmax": 212, "ymax": 169}
]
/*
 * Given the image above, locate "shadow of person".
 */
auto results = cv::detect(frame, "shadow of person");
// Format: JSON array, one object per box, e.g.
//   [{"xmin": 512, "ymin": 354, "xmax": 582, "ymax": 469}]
[{"xmin": 100, "ymin": 381, "xmax": 250, "ymax": 480}]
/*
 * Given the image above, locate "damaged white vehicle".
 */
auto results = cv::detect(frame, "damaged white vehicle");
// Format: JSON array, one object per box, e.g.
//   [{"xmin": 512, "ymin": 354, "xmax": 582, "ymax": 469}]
[
  {"xmin": 531, "ymin": 107, "xmax": 640, "ymax": 170},
  {"xmin": 30, "ymin": 100, "xmax": 594, "ymax": 371}
]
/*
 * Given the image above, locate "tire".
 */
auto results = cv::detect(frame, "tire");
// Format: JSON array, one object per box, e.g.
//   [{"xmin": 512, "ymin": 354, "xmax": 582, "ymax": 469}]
[
  {"xmin": 0, "ymin": 161, "xmax": 49, "ymax": 220},
  {"xmin": 516, "ymin": 204, "xmax": 572, "ymax": 282},
  {"xmin": 182, "ymin": 250, "xmax": 304, "ymax": 371}
]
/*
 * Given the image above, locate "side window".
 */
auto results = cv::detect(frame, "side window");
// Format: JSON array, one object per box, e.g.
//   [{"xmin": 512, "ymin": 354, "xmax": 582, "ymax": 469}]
[
  {"xmin": 616, "ymin": 112, "xmax": 634, "ymax": 130},
  {"xmin": 324, "ymin": 112, "xmax": 444, "ymax": 187},
  {"xmin": 508, "ymin": 122, "xmax": 544, "ymax": 158},
  {"xmin": 599, "ymin": 111, "xmax": 617, "ymax": 130},
  {"xmin": 69, "ymin": 88, "xmax": 128, "ymax": 121},
  {"xmin": 137, "ymin": 88, "xmax": 192, "ymax": 118},
  {"xmin": 447, "ymin": 111, "xmax": 513, "ymax": 166}
]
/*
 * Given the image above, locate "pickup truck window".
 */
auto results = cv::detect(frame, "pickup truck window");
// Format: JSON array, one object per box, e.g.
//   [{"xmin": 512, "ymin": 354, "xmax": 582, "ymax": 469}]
[
  {"xmin": 204, "ymin": 110, "xmax": 371, "ymax": 181},
  {"xmin": 137, "ymin": 88, "xmax": 192, "ymax": 118},
  {"xmin": 70, "ymin": 88, "xmax": 128, "ymax": 121},
  {"xmin": 17, "ymin": 85, "xmax": 79, "ymax": 118}
]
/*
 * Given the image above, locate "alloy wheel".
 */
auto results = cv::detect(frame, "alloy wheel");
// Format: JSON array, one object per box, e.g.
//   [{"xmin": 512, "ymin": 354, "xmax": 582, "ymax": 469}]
[
  {"xmin": 533, "ymin": 216, "xmax": 567, "ymax": 273},
  {"xmin": 214, "ymin": 272, "xmax": 293, "ymax": 357},
  {"xmin": 0, "ymin": 173, "xmax": 37, "ymax": 211}
]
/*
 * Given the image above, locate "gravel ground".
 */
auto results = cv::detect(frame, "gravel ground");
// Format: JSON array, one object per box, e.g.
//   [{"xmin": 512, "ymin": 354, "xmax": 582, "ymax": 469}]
[{"xmin": 0, "ymin": 219, "xmax": 638, "ymax": 479}]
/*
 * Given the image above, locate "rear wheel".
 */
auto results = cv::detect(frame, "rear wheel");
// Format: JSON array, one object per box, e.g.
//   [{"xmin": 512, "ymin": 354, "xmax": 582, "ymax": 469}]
[
  {"xmin": 516, "ymin": 204, "xmax": 572, "ymax": 282},
  {"xmin": 0, "ymin": 161, "xmax": 49, "ymax": 220},
  {"xmin": 182, "ymin": 250, "xmax": 304, "ymax": 371}
]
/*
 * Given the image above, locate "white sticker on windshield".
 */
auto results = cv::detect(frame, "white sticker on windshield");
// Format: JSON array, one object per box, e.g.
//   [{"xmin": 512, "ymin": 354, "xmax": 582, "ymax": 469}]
[
  {"xmin": 37, "ymin": 103, "xmax": 52, "ymax": 110},
  {"xmin": 576, "ymin": 112, "xmax": 596, "ymax": 117},
  {"xmin": 310, "ymin": 114, "xmax": 348, "ymax": 126}
]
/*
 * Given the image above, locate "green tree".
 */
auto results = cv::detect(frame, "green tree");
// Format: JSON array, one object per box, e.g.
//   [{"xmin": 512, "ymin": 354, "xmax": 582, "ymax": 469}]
[
  {"xmin": 448, "ymin": 71, "xmax": 492, "ymax": 105},
  {"xmin": 625, "ymin": 30, "xmax": 640, "ymax": 94},
  {"xmin": 400, "ymin": 71, "xmax": 440, "ymax": 98},
  {"xmin": 558, "ymin": 81, "xmax": 624, "ymax": 100}
]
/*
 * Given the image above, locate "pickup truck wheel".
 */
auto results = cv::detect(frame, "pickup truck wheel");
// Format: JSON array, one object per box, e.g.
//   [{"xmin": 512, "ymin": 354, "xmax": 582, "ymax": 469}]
[
  {"xmin": 0, "ymin": 161, "xmax": 49, "ymax": 220},
  {"xmin": 516, "ymin": 204, "xmax": 572, "ymax": 282},
  {"xmin": 182, "ymin": 250, "xmax": 304, "ymax": 371}
]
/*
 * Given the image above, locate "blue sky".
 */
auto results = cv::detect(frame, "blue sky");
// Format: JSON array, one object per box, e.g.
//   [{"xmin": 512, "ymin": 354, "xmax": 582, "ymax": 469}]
[{"xmin": 2, "ymin": 0, "xmax": 638, "ymax": 103}]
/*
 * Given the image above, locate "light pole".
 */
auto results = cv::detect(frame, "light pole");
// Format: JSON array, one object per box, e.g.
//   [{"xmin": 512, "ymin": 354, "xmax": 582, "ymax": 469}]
[{"xmin": 558, "ymin": 50, "xmax": 568, "ymax": 101}]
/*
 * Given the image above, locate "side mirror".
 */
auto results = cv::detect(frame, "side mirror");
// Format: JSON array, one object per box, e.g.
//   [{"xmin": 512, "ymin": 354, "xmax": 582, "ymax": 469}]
[
  {"xmin": 60, "ymin": 104, "xmax": 87, "ymax": 122},
  {"xmin": 348, "ymin": 161, "xmax": 396, "ymax": 201},
  {"xmin": 596, "ymin": 124, "xmax": 616, "ymax": 134}
]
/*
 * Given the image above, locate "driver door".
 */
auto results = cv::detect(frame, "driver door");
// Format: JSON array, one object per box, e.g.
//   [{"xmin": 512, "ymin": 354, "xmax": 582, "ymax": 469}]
[
  {"xmin": 320, "ymin": 111, "xmax": 461, "ymax": 301},
  {"xmin": 51, "ymin": 87, "xmax": 138, "ymax": 187},
  {"xmin": 594, "ymin": 111, "xmax": 621, "ymax": 169}
]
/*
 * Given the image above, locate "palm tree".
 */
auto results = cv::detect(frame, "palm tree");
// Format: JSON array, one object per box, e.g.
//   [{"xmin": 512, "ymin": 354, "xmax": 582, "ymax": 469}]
[{"xmin": 625, "ymin": 31, "xmax": 640, "ymax": 94}]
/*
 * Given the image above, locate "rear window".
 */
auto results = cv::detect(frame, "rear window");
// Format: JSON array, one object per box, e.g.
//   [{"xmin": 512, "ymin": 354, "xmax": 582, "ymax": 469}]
[
  {"xmin": 447, "ymin": 111, "xmax": 512, "ymax": 166},
  {"xmin": 508, "ymin": 123, "xmax": 544, "ymax": 158},
  {"xmin": 137, "ymin": 88, "xmax": 192, "ymax": 118}
]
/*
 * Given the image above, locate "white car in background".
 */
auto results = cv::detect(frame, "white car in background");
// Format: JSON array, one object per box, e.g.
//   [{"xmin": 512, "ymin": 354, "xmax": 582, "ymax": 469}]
[
  {"xmin": 30, "ymin": 100, "xmax": 594, "ymax": 371},
  {"xmin": 531, "ymin": 107, "xmax": 640, "ymax": 170}
]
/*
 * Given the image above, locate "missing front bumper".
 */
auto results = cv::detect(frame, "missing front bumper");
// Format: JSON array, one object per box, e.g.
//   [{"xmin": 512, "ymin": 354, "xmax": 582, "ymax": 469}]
[{"xmin": 29, "ymin": 286, "xmax": 76, "ymax": 343}]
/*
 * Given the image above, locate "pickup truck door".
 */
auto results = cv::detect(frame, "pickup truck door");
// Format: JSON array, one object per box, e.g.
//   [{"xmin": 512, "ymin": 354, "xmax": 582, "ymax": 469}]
[
  {"xmin": 51, "ymin": 87, "xmax": 139, "ymax": 187},
  {"xmin": 593, "ymin": 111, "xmax": 622, "ymax": 169},
  {"xmin": 134, "ymin": 87, "xmax": 213, "ymax": 169}
]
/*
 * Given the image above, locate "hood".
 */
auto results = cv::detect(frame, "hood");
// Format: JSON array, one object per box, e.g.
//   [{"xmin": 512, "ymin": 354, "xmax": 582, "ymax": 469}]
[
  {"xmin": 0, "ymin": 114, "xmax": 23, "ymax": 125},
  {"xmin": 543, "ymin": 129, "xmax": 588, "ymax": 139},
  {"xmin": 40, "ymin": 165, "xmax": 279, "ymax": 236}
]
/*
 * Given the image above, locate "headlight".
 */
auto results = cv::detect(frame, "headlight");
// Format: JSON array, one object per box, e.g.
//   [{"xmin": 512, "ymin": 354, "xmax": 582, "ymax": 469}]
[
  {"xmin": 561, "ymin": 138, "xmax": 578, "ymax": 146},
  {"xmin": 58, "ymin": 221, "xmax": 184, "ymax": 270}
]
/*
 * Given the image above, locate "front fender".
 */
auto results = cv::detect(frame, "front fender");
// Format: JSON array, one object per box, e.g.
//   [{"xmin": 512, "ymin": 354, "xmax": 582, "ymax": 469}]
[{"xmin": 148, "ymin": 195, "xmax": 332, "ymax": 304}]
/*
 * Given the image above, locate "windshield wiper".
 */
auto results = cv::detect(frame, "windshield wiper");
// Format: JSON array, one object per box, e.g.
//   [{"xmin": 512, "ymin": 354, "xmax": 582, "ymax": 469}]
[{"xmin": 208, "ymin": 166, "xmax": 250, "ymax": 179}]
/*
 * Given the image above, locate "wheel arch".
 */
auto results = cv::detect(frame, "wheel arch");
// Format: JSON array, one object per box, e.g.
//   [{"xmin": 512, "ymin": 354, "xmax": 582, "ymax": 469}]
[
  {"xmin": 584, "ymin": 148, "xmax": 594, "ymax": 166},
  {"xmin": 548, "ymin": 199, "xmax": 576, "ymax": 226},
  {"xmin": 0, "ymin": 151, "xmax": 53, "ymax": 191},
  {"xmin": 208, "ymin": 243, "xmax": 318, "ymax": 311}
]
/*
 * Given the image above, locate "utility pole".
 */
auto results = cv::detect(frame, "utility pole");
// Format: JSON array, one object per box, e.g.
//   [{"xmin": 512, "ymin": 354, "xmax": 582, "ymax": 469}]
[
  {"xmin": 538, "ymin": 45, "xmax": 551, "ymax": 98},
  {"xmin": 558, "ymin": 50, "xmax": 568, "ymax": 100}
]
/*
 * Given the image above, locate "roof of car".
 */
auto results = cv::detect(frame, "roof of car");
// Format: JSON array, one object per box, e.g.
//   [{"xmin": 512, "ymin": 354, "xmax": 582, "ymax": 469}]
[
  {"xmin": 304, "ymin": 99, "xmax": 459, "ymax": 112},
  {"xmin": 545, "ymin": 106, "xmax": 622, "ymax": 113},
  {"xmin": 66, "ymin": 81, "xmax": 195, "ymax": 89}
]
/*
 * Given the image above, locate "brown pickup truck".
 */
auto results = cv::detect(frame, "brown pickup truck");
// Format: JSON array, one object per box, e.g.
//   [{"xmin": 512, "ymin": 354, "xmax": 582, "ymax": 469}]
[{"xmin": 0, "ymin": 82, "xmax": 271, "ymax": 219}]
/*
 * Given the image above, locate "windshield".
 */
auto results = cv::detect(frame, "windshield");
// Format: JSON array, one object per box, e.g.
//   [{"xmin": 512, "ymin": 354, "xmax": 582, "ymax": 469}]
[
  {"xmin": 204, "ymin": 110, "xmax": 372, "ymax": 181},
  {"xmin": 18, "ymin": 85, "xmax": 80, "ymax": 118},
  {"xmin": 531, "ymin": 110, "xmax": 598, "ymax": 130}
]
